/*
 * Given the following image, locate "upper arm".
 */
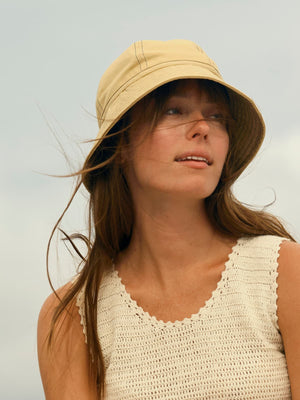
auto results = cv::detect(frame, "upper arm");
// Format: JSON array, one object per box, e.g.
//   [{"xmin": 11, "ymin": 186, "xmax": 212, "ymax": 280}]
[
  {"xmin": 37, "ymin": 283, "xmax": 97, "ymax": 400},
  {"xmin": 277, "ymin": 240, "xmax": 300, "ymax": 399}
]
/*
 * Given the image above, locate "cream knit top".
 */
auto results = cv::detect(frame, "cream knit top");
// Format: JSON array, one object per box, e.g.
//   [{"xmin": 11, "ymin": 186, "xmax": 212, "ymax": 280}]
[{"xmin": 76, "ymin": 235, "xmax": 291, "ymax": 399}]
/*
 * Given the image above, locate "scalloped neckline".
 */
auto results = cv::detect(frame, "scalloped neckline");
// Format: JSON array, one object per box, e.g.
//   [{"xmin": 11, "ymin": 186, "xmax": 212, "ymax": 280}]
[{"xmin": 113, "ymin": 238, "xmax": 241, "ymax": 327}]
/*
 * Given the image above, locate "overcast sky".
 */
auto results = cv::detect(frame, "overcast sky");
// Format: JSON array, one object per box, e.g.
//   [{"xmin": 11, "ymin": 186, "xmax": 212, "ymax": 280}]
[{"xmin": 1, "ymin": 0, "xmax": 300, "ymax": 398}]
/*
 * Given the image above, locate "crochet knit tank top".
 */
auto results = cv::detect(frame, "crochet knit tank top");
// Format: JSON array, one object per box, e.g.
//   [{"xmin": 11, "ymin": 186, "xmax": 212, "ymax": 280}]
[{"xmin": 76, "ymin": 235, "xmax": 291, "ymax": 399}]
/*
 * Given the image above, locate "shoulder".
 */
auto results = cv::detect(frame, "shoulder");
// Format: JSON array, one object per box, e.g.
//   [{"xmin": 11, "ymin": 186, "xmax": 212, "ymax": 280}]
[
  {"xmin": 38, "ymin": 282, "xmax": 74, "ymax": 324},
  {"xmin": 38, "ymin": 281, "xmax": 82, "ymax": 344},
  {"xmin": 277, "ymin": 240, "xmax": 300, "ymax": 302},
  {"xmin": 37, "ymin": 281, "xmax": 97, "ymax": 399},
  {"xmin": 237, "ymin": 235, "xmax": 288, "ymax": 260},
  {"xmin": 277, "ymin": 239, "xmax": 300, "ymax": 319},
  {"xmin": 277, "ymin": 240, "xmax": 300, "ymax": 397},
  {"xmin": 240, "ymin": 234, "xmax": 285, "ymax": 247},
  {"xmin": 278, "ymin": 239, "xmax": 300, "ymax": 265},
  {"xmin": 37, "ymin": 280, "xmax": 83, "ymax": 370}
]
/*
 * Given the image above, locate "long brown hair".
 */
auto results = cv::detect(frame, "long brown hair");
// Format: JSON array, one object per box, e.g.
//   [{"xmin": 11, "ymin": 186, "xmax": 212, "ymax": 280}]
[{"xmin": 47, "ymin": 79, "xmax": 294, "ymax": 399}]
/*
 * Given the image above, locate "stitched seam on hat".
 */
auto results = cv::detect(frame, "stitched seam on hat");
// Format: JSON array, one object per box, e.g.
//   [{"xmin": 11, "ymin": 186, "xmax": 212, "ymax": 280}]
[
  {"xmin": 99, "ymin": 59, "xmax": 220, "ymax": 119},
  {"xmin": 140, "ymin": 41, "xmax": 148, "ymax": 68},
  {"xmin": 96, "ymin": 97, "xmax": 104, "ymax": 118},
  {"xmin": 134, "ymin": 42, "xmax": 142, "ymax": 72}
]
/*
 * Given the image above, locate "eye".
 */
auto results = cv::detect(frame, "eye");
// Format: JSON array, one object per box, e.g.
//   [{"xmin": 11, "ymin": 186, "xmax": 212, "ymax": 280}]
[
  {"xmin": 165, "ymin": 107, "xmax": 182, "ymax": 116},
  {"xmin": 208, "ymin": 112, "xmax": 225, "ymax": 120},
  {"xmin": 206, "ymin": 111, "xmax": 231, "ymax": 127}
]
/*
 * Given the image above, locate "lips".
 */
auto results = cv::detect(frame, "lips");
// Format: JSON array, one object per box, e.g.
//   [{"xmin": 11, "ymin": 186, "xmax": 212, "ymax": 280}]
[{"xmin": 175, "ymin": 152, "xmax": 212, "ymax": 165}]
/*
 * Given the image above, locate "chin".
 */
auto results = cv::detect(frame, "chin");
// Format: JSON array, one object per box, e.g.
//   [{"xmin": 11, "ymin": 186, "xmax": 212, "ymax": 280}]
[
  {"xmin": 171, "ymin": 182, "xmax": 218, "ymax": 198},
  {"xmin": 165, "ymin": 187, "xmax": 216, "ymax": 201},
  {"xmin": 140, "ymin": 178, "xmax": 219, "ymax": 200}
]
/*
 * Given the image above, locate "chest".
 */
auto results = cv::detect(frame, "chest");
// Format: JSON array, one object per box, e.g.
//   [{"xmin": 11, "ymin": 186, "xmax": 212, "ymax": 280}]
[
  {"xmin": 102, "ymin": 291, "xmax": 290, "ymax": 400},
  {"xmin": 119, "ymin": 265, "xmax": 224, "ymax": 323}
]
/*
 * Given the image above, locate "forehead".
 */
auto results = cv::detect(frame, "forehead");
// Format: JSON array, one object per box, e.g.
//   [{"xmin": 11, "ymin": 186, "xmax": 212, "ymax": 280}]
[
  {"xmin": 166, "ymin": 79, "xmax": 229, "ymax": 104},
  {"xmin": 170, "ymin": 79, "xmax": 204, "ymax": 95}
]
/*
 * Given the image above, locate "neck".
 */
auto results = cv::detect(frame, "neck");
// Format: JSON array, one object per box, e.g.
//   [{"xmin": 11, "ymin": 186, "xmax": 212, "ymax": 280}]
[{"xmin": 117, "ymin": 194, "xmax": 233, "ymax": 290}]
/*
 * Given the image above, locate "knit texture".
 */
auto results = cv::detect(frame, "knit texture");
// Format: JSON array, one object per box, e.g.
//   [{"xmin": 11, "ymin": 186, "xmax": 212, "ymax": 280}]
[{"xmin": 76, "ymin": 235, "xmax": 291, "ymax": 399}]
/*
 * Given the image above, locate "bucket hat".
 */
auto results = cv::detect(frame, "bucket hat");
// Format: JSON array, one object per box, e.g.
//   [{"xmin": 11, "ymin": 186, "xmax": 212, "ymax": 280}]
[{"xmin": 83, "ymin": 39, "xmax": 265, "ymax": 190}]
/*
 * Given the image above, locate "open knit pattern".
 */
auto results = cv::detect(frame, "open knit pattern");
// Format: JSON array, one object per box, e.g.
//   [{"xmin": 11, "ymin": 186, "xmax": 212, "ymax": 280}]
[{"xmin": 76, "ymin": 235, "xmax": 291, "ymax": 399}]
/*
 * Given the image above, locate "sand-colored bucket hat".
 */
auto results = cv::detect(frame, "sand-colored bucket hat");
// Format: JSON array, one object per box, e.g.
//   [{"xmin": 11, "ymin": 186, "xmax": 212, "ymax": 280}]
[{"xmin": 83, "ymin": 39, "xmax": 265, "ymax": 191}]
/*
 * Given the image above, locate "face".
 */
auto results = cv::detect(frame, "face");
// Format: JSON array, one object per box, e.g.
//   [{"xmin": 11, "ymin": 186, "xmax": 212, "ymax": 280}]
[{"xmin": 122, "ymin": 79, "xmax": 230, "ymax": 203}]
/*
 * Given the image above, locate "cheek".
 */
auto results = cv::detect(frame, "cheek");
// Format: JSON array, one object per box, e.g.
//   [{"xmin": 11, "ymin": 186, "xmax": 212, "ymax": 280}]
[
  {"xmin": 219, "ymin": 134, "xmax": 230, "ymax": 163},
  {"xmin": 124, "ymin": 134, "xmax": 174, "ymax": 192},
  {"xmin": 123, "ymin": 136, "xmax": 155, "ymax": 184},
  {"xmin": 132, "ymin": 131, "xmax": 173, "ymax": 163}
]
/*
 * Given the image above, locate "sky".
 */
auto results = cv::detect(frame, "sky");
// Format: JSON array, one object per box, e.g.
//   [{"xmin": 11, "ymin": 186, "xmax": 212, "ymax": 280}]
[{"xmin": 1, "ymin": 0, "xmax": 300, "ymax": 398}]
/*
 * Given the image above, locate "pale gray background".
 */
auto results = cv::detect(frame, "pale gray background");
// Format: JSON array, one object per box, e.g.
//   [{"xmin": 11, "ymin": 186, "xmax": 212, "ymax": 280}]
[{"xmin": 1, "ymin": 0, "xmax": 299, "ymax": 399}]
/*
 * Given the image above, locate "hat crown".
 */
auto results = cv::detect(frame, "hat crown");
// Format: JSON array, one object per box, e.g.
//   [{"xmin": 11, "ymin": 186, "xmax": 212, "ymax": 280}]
[{"xmin": 96, "ymin": 40, "xmax": 221, "ymax": 125}]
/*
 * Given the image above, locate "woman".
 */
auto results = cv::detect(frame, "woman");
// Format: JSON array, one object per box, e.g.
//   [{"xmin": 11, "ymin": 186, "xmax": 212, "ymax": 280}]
[{"xmin": 37, "ymin": 40, "xmax": 300, "ymax": 399}]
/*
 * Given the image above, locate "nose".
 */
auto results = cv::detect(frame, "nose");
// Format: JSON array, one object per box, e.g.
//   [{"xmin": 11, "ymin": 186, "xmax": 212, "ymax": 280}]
[{"xmin": 185, "ymin": 115, "xmax": 210, "ymax": 141}]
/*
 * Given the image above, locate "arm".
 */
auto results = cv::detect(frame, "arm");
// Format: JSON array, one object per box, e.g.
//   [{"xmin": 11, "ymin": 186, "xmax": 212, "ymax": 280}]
[
  {"xmin": 37, "ymin": 283, "xmax": 98, "ymax": 400},
  {"xmin": 277, "ymin": 240, "xmax": 300, "ymax": 399}
]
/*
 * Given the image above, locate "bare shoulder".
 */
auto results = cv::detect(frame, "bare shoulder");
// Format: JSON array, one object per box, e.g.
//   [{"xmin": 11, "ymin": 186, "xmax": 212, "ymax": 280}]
[
  {"xmin": 277, "ymin": 240, "xmax": 300, "ymax": 303},
  {"xmin": 38, "ymin": 282, "xmax": 74, "ymax": 324},
  {"xmin": 277, "ymin": 240, "xmax": 300, "ymax": 319},
  {"xmin": 38, "ymin": 282, "xmax": 79, "ymax": 357},
  {"xmin": 277, "ymin": 240, "xmax": 300, "ymax": 397},
  {"xmin": 278, "ymin": 239, "xmax": 300, "ymax": 265},
  {"xmin": 37, "ymin": 281, "xmax": 97, "ymax": 400}
]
